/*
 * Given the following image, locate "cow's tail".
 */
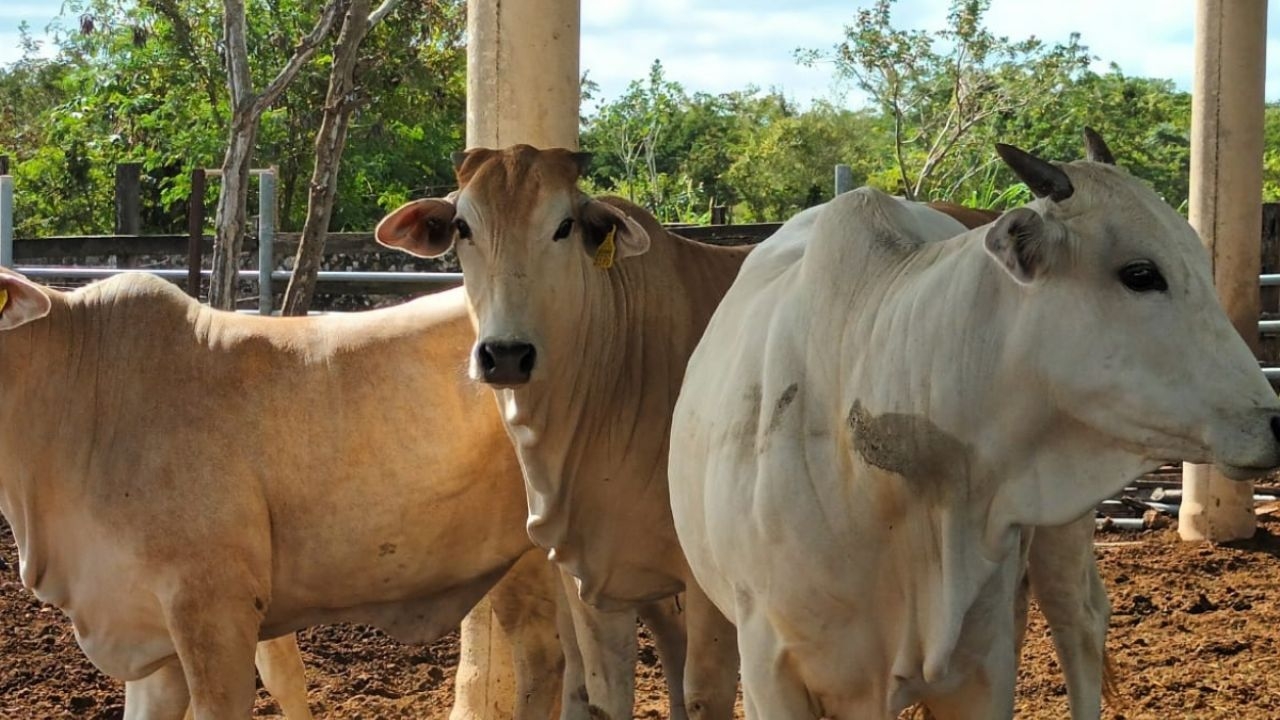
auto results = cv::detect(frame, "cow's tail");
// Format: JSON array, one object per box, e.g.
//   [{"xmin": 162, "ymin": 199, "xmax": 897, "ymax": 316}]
[
  {"xmin": 1102, "ymin": 650, "xmax": 1123, "ymax": 710},
  {"xmin": 900, "ymin": 704, "xmax": 934, "ymax": 720}
]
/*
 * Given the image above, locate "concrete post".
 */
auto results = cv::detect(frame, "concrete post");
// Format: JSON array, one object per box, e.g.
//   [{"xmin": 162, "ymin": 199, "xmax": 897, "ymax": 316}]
[
  {"xmin": 257, "ymin": 169, "xmax": 276, "ymax": 315},
  {"xmin": 1180, "ymin": 0, "xmax": 1269, "ymax": 542},
  {"xmin": 466, "ymin": 0, "xmax": 581, "ymax": 149},
  {"xmin": 835, "ymin": 164, "xmax": 854, "ymax": 196},
  {"xmin": 454, "ymin": 2, "xmax": 581, "ymax": 716}
]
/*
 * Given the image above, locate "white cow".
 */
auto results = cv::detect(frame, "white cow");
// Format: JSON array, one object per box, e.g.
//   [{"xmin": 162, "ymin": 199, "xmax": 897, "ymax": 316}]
[
  {"xmin": 669, "ymin": 132, "xmax": 1280, "ymax": 718},
  {"xmin": 0, "ymin": 272, "xmax": 575, "ymax": 720}
]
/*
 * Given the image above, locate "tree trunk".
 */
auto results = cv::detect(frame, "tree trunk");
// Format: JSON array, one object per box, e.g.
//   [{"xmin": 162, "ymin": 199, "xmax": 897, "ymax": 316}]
[
  {"xmin": 281, "ymin": 0, "xmax": 377, "ymax": 316},
  {"xmin": 210, "ymin": 113, "xmax": 257, "ymax": 309},
  {"xmin": 208, "ymin": 0, "xmax": 345, "ymax": 310}
]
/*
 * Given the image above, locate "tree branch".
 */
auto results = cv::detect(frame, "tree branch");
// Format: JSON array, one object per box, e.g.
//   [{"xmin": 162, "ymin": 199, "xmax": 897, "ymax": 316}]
[
  {"xmin": 367, "ymin": 0, "xmax": 402, "ymax": 29},
  {"xmin": 223, "ymin": 0, "xmax": 254, "ymax": 110},
  {"xmin": 251, "ymin": 0, "xmax": 345, "ymax": 118}
]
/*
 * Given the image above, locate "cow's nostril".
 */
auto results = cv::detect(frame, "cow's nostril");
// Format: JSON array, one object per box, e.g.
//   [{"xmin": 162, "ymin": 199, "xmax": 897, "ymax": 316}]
[
  {"xmin": 477, "ymin": 343, "xmax": 498, "ymax": 372},
  {"xmin": 518, "ymin": 345, "xmax": 537, "ymax": 374}
]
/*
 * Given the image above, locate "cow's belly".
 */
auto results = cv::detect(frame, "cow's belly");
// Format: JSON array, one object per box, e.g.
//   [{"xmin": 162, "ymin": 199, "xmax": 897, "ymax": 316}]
[{"xmin": 264, "ymin": 472, "xmax": 532, "ymax": 620}]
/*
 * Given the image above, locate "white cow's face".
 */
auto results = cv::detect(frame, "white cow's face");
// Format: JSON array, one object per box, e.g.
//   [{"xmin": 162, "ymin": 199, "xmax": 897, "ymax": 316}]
[
  {"xmin": 986, "ymin": 140, "xmax": 1280, "ymax": 478},
  {"xmin": 375, "ymin": 145, "xmax": 650, "ymax": 388}
]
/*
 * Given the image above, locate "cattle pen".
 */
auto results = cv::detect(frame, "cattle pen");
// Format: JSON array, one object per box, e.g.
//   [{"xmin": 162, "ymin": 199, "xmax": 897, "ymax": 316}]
[{"xmin": 5, "ymin": 160, "xmax": 1280, "ymax": 372}]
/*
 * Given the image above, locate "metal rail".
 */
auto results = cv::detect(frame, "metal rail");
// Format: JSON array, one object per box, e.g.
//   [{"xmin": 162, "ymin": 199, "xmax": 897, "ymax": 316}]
[{"xmin": 15, "ymin": 266, "xmax": 463, "ymax": 286}]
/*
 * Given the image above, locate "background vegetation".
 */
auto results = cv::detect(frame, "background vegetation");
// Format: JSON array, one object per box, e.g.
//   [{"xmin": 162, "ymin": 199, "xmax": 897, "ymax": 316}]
[{"xmin": 0, "ymin": 0, "xmax": 1272, "ymax": 237}]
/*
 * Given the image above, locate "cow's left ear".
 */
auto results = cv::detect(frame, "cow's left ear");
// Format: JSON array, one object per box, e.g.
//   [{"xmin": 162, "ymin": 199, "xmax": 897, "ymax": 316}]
[
  {"xmin": 375, "ymin": 198, "xmax": 457, "ymax": 258},
  {"xmin": 984, "ymin": 207, "xmax": 1065, "ymax": 285},
  {"xmin": 0, "ymin": 273, "xmax": 52, "ymax": 331},
  {"xmin": 580, "ymin": 200, "xmax": 650, "ymax": 267}
]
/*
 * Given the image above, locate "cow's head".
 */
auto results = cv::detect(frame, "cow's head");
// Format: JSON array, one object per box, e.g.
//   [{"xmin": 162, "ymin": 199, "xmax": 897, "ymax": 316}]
[
  {"xmin": 376, "ymin": 145, "xmax": 650, "ymax": 387},
  {"xmin": 987, "ymin": 129, "xmax": 1280, "ymax": 481}
]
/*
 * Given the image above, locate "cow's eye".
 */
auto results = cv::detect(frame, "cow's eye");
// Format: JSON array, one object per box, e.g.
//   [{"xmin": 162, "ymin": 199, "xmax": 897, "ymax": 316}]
[
  {"xmin": 553, "ymin": 218, "xmax": 574, "ymax": 241},
  {"xmin": 455, "ymin": 219, "xmax": 471, "ymax": 240},
  {"xmin": 1118, "ymin": 260, "xmax": 1167, "ymax": 293}
]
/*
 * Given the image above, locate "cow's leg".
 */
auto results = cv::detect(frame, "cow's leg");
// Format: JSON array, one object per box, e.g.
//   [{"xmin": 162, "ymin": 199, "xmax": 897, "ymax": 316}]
[
  {"xmin": 683, "ymin": 582, "xmax": 739, "ymax": 720},
  {"xmin": 490, "ymin": 551, "xmax": 566, "ymax": 720},
  {"xmin": 558, "ymin": 567, "xmax": 636, "ymax": 720},
  {"xmin": 638, "ymin": 595, "xmax": 689, "ymax": 720},
  {"xmin": 124, "ymin": 661, "xmax": 189, "ymax": 720},
  {"xmin": 922, "ymin": 561, "xmax": 1021, "ymax": 720},
  {"xmin": 1029, "ymin": 514, "xmax": 1109, "ymax": 720},
  {"xmin": 1013, "ymin": 528, "xmax": 1034, "ymax": 659},
  {"xmin": 451, "ymin": 598, "xmax": 517, "ymax": 720},
  {"xmin": 919, "ymin": 632, "xmax": 1018, "ymax": 720},
  {"xmin": 163, "ymin": 590, "xmax": 262, "ymax": 720},
  {"xmin": 553, "ymin": 568, "xmax": 591, "ymax": 719},
  {"xmin": 255, "ymin": 634, "xmax": 313, "ymax": 720},
  {"xmin": 736, "ymin": 613, "xmax": 815, "ymax": 720}
]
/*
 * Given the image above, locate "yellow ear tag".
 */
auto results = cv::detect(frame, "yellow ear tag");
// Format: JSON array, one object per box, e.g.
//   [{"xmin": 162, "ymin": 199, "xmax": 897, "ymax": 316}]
[
  {"xmin": 0, "ymin": 288, "xmax": 9, "ymax": 314},
  {"xmin": 593, "ymin": 226, "xmax": 617, "ymax": 269}
]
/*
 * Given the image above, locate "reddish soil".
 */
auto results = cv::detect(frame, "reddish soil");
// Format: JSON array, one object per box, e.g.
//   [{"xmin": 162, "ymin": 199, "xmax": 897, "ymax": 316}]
[{"xmin": 2, "ymin": 516, "xmax": 1279, "ymax": 719}]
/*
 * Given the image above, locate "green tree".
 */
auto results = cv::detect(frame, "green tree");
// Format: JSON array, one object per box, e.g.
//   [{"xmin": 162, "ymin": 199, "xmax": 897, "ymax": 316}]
[
  {"xmin": 725, "ymin": 100, "xmax": 887, "ymax": 221},
  {"xmin": 800, "ymin": 0, "xmax": 1092, "ymax": 201},
  {"xmin": 997, "ymin": 65, "xmax": 1192, "ymax": 209},
  {"xmin": 0, "ymin": 0, "xmax": 464, "ymax": 243}
]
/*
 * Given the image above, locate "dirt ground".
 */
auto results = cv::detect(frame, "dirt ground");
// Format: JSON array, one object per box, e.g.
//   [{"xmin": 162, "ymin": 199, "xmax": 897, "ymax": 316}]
[{"xmin": 2, "ymin": 516, "xmax": 1280, "ymax": 719}]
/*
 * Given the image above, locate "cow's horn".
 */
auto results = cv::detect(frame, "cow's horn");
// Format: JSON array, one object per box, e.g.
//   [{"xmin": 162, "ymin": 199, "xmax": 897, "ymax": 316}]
[
  {"xmin": 995, "ymin": 143, "xmax": 1074, "ymax": 202},
  {"xmin": 1082, "ymin": 127, "xmax": 1116, "ymax": 165}
]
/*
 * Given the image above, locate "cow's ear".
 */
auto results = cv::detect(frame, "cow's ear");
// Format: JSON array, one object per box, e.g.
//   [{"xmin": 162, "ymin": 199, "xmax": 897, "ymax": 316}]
[
  {"xmin": 984, "ymin": 207, "xmax": 1064, "ymax": 285},
  {"xmin": 0, "ymin": 273, "xmax": 51, "ymax": 331},
  {"xmin": 375, "ymin": 199, "xmax": 457, "ymax": 258},
  {"xmin": 580, "ymin": 200, "xmax": 650, "ymax": 268}
]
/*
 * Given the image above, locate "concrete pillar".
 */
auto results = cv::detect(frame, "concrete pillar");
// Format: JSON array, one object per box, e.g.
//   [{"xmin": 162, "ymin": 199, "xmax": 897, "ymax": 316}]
[
  {"xmin": 466, "ymin": 0, "xmax": 581, "ymax": 149},
  {"xmin": 453, "ymin": 3, "xmax": 580, "ymax": 716},
  {"xmin": 1180, "ymin": 0, "xmax": 1269, "ymax": 542}
]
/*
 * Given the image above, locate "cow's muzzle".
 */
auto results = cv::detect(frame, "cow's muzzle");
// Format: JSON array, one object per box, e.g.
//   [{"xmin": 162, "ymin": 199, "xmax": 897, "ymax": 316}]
[{"xmin": 476, "ymin": 340, "xmax": 536, "ymax": 386}]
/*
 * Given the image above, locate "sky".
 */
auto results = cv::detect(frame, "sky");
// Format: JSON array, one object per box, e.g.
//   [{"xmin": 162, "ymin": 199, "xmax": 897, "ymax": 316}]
[{"xmin": 4, "ymin": 1, "xmax": 1280, "ymax": 108}]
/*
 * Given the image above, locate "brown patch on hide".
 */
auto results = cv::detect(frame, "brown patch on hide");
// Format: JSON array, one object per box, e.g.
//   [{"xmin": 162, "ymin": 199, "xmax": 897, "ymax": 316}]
[
  {"xmin": 766, "ymin": 383, "xmax": 800, "ymax": 435},
  {"xmin": 845, "ymin": 400, "xmax": 969, "ymax": 496}
]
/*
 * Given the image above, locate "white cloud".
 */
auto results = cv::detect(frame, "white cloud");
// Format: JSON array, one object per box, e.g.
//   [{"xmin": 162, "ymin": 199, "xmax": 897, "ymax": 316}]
[
  {"xmin": 5, "ymin": 1, "xmax": 1280, "ymax": 104},
  {"xmin": 580, "ymin": 0, "xmax": 1280, "ymax": 106}
]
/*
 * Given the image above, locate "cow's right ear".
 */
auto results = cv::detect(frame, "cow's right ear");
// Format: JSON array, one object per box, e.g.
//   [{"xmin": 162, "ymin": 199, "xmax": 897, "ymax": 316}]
[
  {"xmin": 0, "ymin": 273, "xmax": 51, "ymax": 331},
  {"xmin": 375, "ymin": 199, "xmax": 457, "ymax": 258},
  {"xmin": 983, "ymin": 207, "xmax": 1065, "ymax": 285}
]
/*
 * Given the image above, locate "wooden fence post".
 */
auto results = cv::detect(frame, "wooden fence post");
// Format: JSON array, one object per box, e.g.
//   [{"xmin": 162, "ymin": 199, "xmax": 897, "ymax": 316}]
[
  {"xmin": 187, "ymin": 168, "xmax": 207, "ymax": 298},
  {"xmin": 1260, "ymin": 203, "xmax": 1280, "ymax": 365},
  {"xmin": 115, "ymin": 163, "xmax": 141, "ymax": 268}
]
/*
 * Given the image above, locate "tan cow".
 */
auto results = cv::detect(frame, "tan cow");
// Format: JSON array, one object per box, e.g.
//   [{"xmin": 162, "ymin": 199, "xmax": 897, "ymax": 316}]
[
  {"xmin": 0, "ymin": 272, "xmax": 573, "ymax": 719},
  {"xmin": 376, "ymin": 148, "xmax": 749, "ymax": 719}
]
